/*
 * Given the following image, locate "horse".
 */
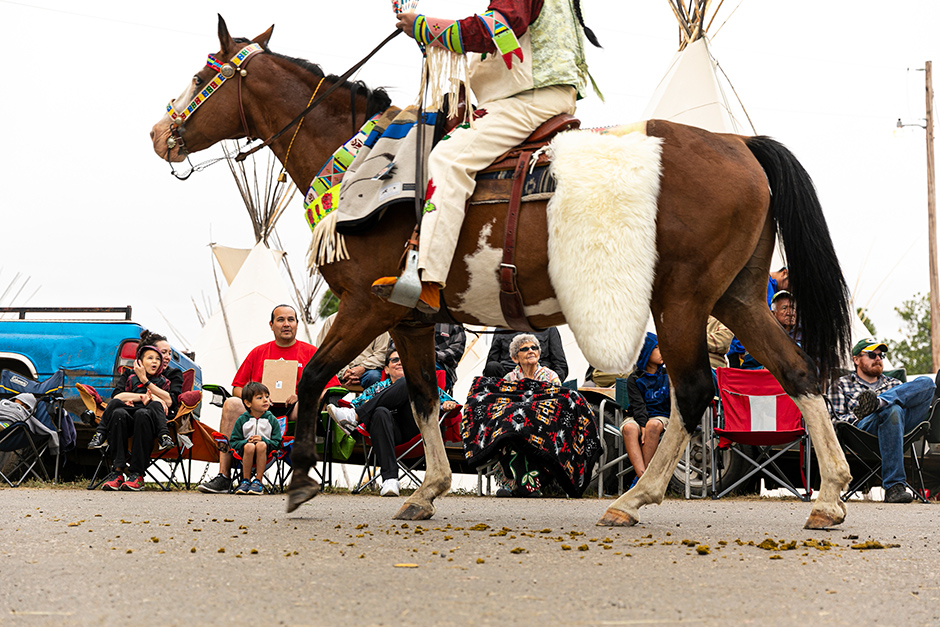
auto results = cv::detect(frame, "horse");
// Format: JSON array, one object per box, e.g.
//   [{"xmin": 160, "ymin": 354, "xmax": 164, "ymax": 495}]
[{"xmin": 151, "ymin": 17, "xmax": 853, "ymax": 528}]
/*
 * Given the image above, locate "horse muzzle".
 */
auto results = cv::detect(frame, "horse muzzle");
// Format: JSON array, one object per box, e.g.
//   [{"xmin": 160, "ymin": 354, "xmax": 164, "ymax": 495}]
[{"xmin": 150, "ymin": 120, "xmax": 187, "ymax": 163}]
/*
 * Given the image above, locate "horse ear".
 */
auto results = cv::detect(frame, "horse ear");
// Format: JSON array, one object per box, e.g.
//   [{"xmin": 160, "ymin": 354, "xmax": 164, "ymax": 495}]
[
  {"xmin": 252, "ymin": 25, "xmax": 274, "ymax": 48},
  {"xmin": 217, "ymin": 14, "xmax": 235, "ymax": 52}
]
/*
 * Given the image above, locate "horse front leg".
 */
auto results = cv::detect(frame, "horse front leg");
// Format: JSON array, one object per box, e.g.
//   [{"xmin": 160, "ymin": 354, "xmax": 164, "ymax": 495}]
[
  {"xmin": 287, "ymin": 298, "xmax": 402, "ymax": 513},
  {"xmin": 389, "ymin": 324, "xmax": 450, "ymax": 521}
]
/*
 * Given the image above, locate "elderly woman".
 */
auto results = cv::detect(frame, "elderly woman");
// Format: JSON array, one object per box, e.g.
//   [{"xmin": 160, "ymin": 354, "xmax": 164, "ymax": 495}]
[
  {"xmin": 503, "ymin": 334, "xmax": 561, "ymax": 385},
  {"xmin": 462, "ymin": 335, "xmax": 601, "ymax": 498}
]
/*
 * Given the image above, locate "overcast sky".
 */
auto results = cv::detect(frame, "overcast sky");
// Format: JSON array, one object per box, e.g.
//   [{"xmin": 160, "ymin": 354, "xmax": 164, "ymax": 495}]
[{"xmin": 3, "ymin": 0, "xmax": 939, "ymax": 352}]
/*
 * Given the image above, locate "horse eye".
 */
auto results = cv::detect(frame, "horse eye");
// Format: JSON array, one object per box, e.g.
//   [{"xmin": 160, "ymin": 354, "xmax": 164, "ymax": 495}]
[{"xmin": 193, "ymin": 75, "xmax": 203, "ymax": 87}]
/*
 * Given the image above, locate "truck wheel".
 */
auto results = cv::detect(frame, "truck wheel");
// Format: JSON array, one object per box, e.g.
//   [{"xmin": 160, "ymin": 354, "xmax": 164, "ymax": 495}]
[{"xmin": 668, "ymin": 431, "xmax": 753, "ymax": 496}]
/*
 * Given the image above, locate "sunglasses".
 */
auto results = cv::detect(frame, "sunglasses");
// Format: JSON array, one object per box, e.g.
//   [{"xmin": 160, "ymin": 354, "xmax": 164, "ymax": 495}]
[
  {"xmin": 861, "ymin": 351, "xmax": 885, "ymax": 360},
  {"xmin": 388, "ymin": 357, "xmax": 401, "ymax": 364},
  {"xmin": 518, "ymin": 345, "xmax": 540, "ymax": 353}
]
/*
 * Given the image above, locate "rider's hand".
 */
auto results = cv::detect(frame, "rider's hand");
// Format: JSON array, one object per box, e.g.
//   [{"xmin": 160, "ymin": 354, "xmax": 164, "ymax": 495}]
[{"xmin": 396, "ymin": 12, "xmax": 418, "ymax": 38}]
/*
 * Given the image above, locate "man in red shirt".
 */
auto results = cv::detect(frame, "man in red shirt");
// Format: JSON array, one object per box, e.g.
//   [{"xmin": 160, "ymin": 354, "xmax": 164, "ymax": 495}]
[{"xmin": 199, "ymin": 304, "xmax": 318, "ymax": 494}]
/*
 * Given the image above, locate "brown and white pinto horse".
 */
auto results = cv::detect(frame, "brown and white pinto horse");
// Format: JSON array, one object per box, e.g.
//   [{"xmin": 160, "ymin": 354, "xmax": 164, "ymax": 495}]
[{"xmin": 151, "ymin": 17, "xmax": 853, "ymax": 528}]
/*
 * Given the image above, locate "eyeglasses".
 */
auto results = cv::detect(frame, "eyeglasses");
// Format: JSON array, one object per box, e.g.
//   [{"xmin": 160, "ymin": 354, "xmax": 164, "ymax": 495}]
[
  {"xmin": 517, "ymin": 345, "xmax": 540, "ymax": 353},
  {"xmin": 861, "ymin": 351, "xmax": 884, "ymax": 360},
  {"xmin": 388, "ymin": 357, "xmax": 401, "ymax": 364}
]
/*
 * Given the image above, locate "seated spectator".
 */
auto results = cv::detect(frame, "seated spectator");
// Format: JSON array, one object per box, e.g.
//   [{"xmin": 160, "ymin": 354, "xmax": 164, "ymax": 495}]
[
  {"xmin": 621, "ymin": 332, "xmax": 669, "ymax": 488},
  {"xmin": 326, "ymin": 350, "xmax": 457, "ymax": 497},
  {"xmin": 828, "ymin": 338, "xmax": 936, "ymax": 503},
  {"xmin": 231, "ymin": 382, "xmax": 283, "ymax": 495},
  {"xmin": 317, "ymin": 312, "xmax": 391, "ymax": 391},
  {"xmin": 199, "ymin": 305, "xmax": 324, "ymax": 494},
  {"xmin": 707, "ymin": 316, "xmax": 734, "ymax": 369},
  {"xmin": 728, "ymin": 290, "xmax": 799, "ymax": 369},
  {"xmin": 770, "ymin": 290, "xmax": 801, "ymax": 345},
  {"xmin": 435, "ymin": 323, "xmax": 466, "ymax": 394},
  {"xmin": 483, "ymin": 328, "xmax": 568, "ymax": 382},
  {"xmin": 96, "ymin": 344, "xmax": 173, "ymax": 491},
  {"xmin": 768, "ymin": 266, "xmax": 788, "ymax": 304},
  {"xmin": 89, "ymin": 330, "xmax": 178, "ymax": 453},
  {"xmin": 462, "ymin": 333, "xmax": 601, "ymax": 498},
  {"xmin": 503, "ymin": 333, "xmax": 562, "ymax": 385}
]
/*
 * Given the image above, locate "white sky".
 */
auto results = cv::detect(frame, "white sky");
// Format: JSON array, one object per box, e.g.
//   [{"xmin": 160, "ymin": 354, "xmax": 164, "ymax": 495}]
[{"xmin": 3, "ymin": 0, "xmax": 939, "ymax": 352}]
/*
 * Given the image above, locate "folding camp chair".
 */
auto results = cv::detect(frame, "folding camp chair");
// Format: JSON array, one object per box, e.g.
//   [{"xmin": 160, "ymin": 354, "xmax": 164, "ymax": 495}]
[
  {"xmin": 228, "ymin": 412, "xmax": 291, "ymax": 494},
  {"xmin": 77, "ymin": 370, "xmax": 206, "ymax": 490},
  {"xmin": 0, "ymin": 369, "xmax": 69, "ymax": 486},
  {"xmin": 835, "ymin": 418, "xmax": 930, "ymax": 503},
  {"xmin": 712, "ymin": 367, "xmax": 812, "ymax": 500}
]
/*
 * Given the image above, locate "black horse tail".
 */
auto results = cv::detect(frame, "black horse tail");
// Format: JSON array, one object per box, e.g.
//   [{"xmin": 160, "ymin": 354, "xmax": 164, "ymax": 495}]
[
  {"xmin": 573, "ymin": 0, "xmax": 601, "ymax": 48},
  {"xmin": 744, "ymin": 135, "xmax": 851, "ymax": 380}
]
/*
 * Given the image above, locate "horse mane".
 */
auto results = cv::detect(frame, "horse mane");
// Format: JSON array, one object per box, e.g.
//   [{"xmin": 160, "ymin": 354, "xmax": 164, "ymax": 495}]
[{"xmin": 235, "ymin": 37, "xmax": 392, "ymax": 118}]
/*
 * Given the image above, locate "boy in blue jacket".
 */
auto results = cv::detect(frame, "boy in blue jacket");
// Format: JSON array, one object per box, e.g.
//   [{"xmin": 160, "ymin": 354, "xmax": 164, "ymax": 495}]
[
  {"xmin": 231, "ymin": 381, "xmax": 282, "ymax": 495},
  {"xmin": 621, "ymin": 332, "xmax": 670, "ymax": 488}
]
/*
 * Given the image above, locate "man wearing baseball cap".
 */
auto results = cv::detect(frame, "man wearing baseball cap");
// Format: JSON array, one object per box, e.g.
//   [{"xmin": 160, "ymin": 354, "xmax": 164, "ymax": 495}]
[{"xmin": 828, "ymin": 338, "xmax": 935, "ymax": 503}]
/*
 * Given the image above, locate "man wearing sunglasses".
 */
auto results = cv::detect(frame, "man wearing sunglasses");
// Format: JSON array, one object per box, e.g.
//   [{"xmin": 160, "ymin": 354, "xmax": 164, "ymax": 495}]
[{"xmin": 828, "ymin": 338, "xmax": 935, "ymax": 503}]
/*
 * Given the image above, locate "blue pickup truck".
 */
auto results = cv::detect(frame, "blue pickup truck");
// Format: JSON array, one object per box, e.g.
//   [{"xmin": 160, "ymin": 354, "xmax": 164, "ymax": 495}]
[{"xmin": 0, "ymin": 307, "xmax": 201, "ymax": 417}]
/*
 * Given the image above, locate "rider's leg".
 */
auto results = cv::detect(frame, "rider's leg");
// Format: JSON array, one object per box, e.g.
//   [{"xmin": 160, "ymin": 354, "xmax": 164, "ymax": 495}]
[
  {"xmin": 418, "ymin": 85, "xmax": 576, "ymax": 288},
  {"xmin": 373, "ymin": 85, "xmax": 576, "ymax": 309}
]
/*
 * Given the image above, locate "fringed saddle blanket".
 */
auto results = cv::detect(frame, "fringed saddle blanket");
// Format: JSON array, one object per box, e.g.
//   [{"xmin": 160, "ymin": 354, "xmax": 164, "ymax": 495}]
[{"xmin": 461, "ymin": 376, "xmax": 601, "ymax": 498}]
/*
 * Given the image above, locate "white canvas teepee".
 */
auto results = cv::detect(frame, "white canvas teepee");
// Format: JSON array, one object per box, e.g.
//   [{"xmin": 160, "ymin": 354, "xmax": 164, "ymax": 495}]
[
  {"xmin": 644, "ymin": 1, "xmax": 754, "ymax": 135},
  {"xmin": 194, "ymin": 243, "xmax": 312, "ymax": 398}
]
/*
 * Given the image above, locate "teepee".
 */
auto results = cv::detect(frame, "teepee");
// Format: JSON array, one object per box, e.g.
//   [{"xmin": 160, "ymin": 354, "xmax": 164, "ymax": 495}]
[
  {"xmin": 193, "ymin": 148, "xmax": 321, "ymax": 427},
  {"xmin": 644, "ymin": 1, "xmax": 755, "ymax": 135}
]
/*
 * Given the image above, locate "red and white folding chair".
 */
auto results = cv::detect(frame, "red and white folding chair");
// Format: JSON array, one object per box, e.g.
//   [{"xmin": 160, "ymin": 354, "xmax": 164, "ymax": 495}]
[{"xmin": 712, "ymin": 367, "xmax": 812, "ymax": 500}]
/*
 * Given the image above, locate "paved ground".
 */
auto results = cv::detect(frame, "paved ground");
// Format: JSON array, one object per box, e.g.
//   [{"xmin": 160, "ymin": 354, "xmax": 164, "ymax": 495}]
[{"xmin": 2, "ymin": 488, "xmax": 938, "ymax": 626}]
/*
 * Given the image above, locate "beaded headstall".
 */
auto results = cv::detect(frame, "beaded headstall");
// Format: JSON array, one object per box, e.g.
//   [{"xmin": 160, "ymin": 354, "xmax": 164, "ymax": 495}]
[{"xmin": 166, "ymin": 43, "xmax": 264, "ymax": 127}]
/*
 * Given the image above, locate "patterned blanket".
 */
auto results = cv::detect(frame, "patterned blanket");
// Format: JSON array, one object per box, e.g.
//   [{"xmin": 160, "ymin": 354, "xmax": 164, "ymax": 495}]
[{"xmin": 461, "ymin": 376, "xmax": 601, "ymax": 497}]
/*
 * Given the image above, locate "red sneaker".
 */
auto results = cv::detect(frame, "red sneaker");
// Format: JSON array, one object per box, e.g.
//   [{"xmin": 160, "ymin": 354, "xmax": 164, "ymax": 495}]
[
  {"xmin": 101, "ymin": 472, "xmax": 124, "ymax": 491},
  {"xmin": 121, "ymin": 474, "xmax": 145, "ymax": 491}
]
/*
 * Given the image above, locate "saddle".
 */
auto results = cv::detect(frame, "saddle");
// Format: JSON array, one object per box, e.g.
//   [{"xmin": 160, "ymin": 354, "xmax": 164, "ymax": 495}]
[{"xmin": 474, "ymin": 113, "xmax": 581, "ymax": 332}]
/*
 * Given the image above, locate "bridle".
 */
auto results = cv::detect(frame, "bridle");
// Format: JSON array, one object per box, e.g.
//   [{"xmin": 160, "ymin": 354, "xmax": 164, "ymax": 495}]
[
  {"xmin": 163, "ymin": 42, "xmax": 264, "ymax": 179},
  {"xmin": 162, "ymin": 30, "xmax": 402, "ymax": 180}
]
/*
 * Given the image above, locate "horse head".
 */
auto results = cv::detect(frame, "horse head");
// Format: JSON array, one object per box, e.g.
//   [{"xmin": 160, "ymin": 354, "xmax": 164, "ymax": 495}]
[{"xmin": 150, "ymin": 15, "xmax": 273, "ymax": 163}]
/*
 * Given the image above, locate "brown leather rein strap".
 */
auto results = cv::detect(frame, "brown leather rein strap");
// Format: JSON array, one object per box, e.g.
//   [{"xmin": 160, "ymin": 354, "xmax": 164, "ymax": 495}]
[
  {"xmin": 498, "ymin": 151, "xmax": 543, "ymax": 333},
  {"xmin": 235, "ymin": 29, "xmax": 401, "ymax": 163}
]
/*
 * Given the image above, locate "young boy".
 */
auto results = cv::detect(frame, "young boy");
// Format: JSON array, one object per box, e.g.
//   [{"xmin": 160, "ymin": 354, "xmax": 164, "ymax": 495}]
[
  {"xmin": 230, "ymin": 381, "xmax": 282, "ymax": 495},
  {"xmin": 88, "ymin": 344, "xmax": 175, "ymax": 452},
  {"xmin": 621, "ymin": 332, "xmax": 670, "ymax": 488}
]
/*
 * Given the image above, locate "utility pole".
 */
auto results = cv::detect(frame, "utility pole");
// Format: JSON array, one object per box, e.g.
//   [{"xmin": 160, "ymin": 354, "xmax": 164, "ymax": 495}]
[{"xmin": 926, "ymin": 61, "xmax": 940, "ymax": 372}]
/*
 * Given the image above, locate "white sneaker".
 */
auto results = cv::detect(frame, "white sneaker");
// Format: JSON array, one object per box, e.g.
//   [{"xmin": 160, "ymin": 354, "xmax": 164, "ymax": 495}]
[
  {"xmin": 380, "ymin": 478, "xmax": 400, "ymax": 497},
  {"xmin": 327, "ymin": 404, "xmax": 359, "ymax": 435}
]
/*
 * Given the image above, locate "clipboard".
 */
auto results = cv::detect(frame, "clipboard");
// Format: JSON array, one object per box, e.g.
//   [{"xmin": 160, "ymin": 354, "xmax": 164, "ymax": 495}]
[{"xmin": 261, "ymin": 359, "xmax": 298, "ymax": 403}]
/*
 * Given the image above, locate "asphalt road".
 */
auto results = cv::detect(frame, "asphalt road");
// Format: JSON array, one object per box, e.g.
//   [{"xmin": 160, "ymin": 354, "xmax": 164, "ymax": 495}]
[{"xmin": 2, "ymin": 488, "xmax": 938, "ymax": 626}]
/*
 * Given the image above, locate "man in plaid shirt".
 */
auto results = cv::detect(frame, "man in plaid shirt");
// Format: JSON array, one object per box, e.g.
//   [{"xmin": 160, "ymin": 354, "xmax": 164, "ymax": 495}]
[{"xmin": 828, "ymin": 338, "xmax": 935, "ymax": 503}]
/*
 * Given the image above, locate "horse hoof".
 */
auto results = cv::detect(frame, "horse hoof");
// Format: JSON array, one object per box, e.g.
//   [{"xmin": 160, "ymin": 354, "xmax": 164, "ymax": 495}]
[
  {"xmin": 285, "ymin": 477, "xmax": 320, "ymax": 513},
  {"xmin": 597, "ymin": 507, "xmax": 638, "ymax": 527},
  {"xmin": 394, "ymin": 502, "xmax": 434, "ymax": 521},
  {"xmin": 804, "ymin": 509, "xmax": 842, "ymax": 530}
]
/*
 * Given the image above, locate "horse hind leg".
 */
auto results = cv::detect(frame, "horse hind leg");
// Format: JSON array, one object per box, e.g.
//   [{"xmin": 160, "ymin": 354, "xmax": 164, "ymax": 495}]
[
  {"xmin": 716, "ymin": 299, "xmax": 851, "ymax": 529},
  {"xmin": 387, "ymin": 324, "xmax": 451, "ymax": 521}
]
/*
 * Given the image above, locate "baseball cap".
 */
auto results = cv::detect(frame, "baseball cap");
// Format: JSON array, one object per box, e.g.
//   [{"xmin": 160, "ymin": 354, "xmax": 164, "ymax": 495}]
[{"xmin": 852, "ymin": 338, "xmax": 888, "ymax": 356}]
